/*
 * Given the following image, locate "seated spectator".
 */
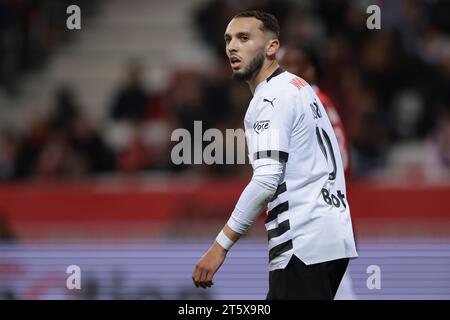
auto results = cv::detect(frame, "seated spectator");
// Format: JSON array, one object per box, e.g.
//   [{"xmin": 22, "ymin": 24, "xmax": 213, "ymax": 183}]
[
  {"xmin": 0, "ymin": 130, "xmax": 19, "ymax": 180},
  {"xmin": 110, "ymin": 60, "xmax": 150, "ymax": 122},
  {"xmin": 69, "ymin": 113, "xmax": 116, "ymax": 174}
]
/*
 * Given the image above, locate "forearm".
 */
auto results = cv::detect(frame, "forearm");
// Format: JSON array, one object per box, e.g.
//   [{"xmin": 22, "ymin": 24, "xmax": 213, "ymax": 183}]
[
  {"xmin": 216, "ymin": 160, "xmax": 284, "ymax": 251},
  {"xmin": 226, "ymin": 176, "xmax": 278, "ymax": 234},
  {"xmin": 223, "ymin": 223, "xmax": 241, "ymax": 242}
]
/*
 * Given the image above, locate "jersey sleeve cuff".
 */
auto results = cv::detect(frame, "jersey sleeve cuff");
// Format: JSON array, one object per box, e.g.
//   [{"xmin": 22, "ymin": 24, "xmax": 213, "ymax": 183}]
[{"xmin": 253, "ymin": 150, "xmax": 289, "ymax": 163}]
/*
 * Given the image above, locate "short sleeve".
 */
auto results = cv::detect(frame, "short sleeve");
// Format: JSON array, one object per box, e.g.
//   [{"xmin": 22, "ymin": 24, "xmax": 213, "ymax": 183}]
[{"xmin": 247, "ymin": 91, "xmax": 297, "ymax": 165}]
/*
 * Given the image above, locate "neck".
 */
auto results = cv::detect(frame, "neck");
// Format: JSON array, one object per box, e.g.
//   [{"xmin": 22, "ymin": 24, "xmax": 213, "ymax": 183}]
[{"xmin": 247, "ymin": 60, "xmax": 280, "ymax": 95}]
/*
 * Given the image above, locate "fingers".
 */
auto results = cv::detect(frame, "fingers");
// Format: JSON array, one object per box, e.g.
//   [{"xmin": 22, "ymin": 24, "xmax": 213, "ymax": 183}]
[
  {"xmin": 192, "ymin": 265, "xmax": 201, "ymax": 288},
  {"xmin": 202, "ymin": 270, "xmax": 214, "ymax": 288},
  {"xmin": 199, "ymin": 268, "xmax": 207, "ymax": 288},
  {"xmin": 198, "ymin": 269, "xmax": 212, "ymax": 289},
  {"xmin": 192, "ymin": 265, "xmax": 214, "ymax": 289},
  {"xmin": 205, "ymin": 271, "xmax": 214, "ymax": 288}
]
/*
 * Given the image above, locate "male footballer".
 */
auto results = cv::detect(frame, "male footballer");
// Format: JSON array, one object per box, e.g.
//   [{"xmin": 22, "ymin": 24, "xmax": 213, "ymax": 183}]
[{"xmin": 192, "ymin": 10, "xmax": 358, "ymax": 300}]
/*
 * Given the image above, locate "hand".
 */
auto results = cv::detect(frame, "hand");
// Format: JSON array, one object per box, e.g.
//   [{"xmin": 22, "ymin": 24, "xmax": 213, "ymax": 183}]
[{"xmin": 192, "ymin": 242, "xmax": 227, "ymax": 289}]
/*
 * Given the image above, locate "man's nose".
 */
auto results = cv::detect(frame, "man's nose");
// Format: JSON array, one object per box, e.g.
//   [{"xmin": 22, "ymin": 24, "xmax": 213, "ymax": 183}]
[{"xmin": 227, "ymin": 39, "xmax": 238, "ymax": 54}]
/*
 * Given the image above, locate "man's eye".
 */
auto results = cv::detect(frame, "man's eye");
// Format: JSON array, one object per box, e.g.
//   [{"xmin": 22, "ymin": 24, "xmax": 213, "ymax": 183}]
[{"xmin": 241, "ymin": 36, "xmax": 249, "ymax": 41}]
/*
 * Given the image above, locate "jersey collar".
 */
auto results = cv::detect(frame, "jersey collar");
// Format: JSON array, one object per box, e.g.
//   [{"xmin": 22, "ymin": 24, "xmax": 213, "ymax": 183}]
[
  {"xmin": 266, "ymin": 67, "xmax": 284, "ymax": 82},
  {"xmin": 254, "ymin": 67, "xmax": 285, "ymax": 95}
]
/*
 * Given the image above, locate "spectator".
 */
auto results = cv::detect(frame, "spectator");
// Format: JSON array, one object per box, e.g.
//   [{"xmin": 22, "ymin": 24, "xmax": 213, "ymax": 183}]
[
  {"xmin": 110, "ymin": 60, "xmax": 150, "ymax": 122},
  {"xmin": 69, "ymin": 113, "xmax": 115, "ymax": 174},
  {"xmin": 0, "ymin": 130, "xmax": 19, "ymax": 180}
]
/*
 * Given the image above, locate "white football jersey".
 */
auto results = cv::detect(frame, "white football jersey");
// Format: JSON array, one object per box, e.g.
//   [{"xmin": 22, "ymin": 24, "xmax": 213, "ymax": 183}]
[{"xmin": 244, "ymin": 68, "xmax": 358, "ymax": 271}]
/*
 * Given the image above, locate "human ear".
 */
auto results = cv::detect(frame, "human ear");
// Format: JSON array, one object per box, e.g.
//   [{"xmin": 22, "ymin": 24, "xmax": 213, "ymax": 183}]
[{"xmin": 266, "ymin": 38, "xmax": 280, "ymax": 58}]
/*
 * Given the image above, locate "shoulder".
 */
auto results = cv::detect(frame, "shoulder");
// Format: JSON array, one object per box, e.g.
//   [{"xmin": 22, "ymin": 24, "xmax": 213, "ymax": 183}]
[
  {"xmin": 261, "ymin": 72, "xmax": 315, "ymax": 112},
  {"xmin": 267, "ymin": 71, "xmax": 311, "ymax": 99}
]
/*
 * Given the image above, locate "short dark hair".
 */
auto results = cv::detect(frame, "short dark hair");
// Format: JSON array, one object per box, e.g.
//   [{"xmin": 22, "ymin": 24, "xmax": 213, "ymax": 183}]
[{"xmin": 233, "ymin": 10, "xmax": 280, "ymax": 38}]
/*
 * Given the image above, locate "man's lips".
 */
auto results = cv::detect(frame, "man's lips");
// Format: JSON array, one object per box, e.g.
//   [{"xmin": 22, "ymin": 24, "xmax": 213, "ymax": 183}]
[
  {"xmin": 231, "ymin": 61, "xmax": 241, "ymax": 69},
  {"xmin": 230, "ymin": 56, "xmax": 241, "ymax": 69}
]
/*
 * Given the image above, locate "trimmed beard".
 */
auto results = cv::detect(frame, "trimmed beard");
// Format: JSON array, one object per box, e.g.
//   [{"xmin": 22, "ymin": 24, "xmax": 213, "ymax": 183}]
[{"xmin": 232, "ymin": 49, "xmax": 265, "ymax": 81}]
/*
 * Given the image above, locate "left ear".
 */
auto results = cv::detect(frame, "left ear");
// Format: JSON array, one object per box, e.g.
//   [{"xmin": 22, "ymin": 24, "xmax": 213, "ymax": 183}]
[{"xmin": 266, "ymin": 38, "xmax": 280, "ymax": 58}]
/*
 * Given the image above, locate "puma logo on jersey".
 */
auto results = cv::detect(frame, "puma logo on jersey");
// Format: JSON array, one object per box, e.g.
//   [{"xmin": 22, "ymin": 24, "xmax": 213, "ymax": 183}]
[
  {"xmin": 253, "ymin": 120, "xmax": 270, "ymax": 134},
  {"xmin": 263, "ymin": 97, "xmax": 276, "ymax": 107}
]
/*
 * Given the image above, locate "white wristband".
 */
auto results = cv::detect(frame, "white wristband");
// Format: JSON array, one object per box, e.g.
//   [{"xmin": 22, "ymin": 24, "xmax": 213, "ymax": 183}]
[{"xmin": 215, "ymin": 230, "xmax": 235, "ymax": 251}]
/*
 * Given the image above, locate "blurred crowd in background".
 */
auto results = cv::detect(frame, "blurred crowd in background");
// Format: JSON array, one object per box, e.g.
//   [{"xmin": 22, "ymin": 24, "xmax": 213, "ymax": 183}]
[
  {"xmin": 0, "ymin": 0, "xmax": 449, "ymax": 182},
  {"xmin": 0, "ymin": 0, "xmax": 101, "ymax": 95}
]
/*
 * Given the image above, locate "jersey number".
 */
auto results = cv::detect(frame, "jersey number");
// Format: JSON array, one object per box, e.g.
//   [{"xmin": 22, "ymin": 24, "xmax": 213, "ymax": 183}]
[
  {"xmin": 315, "ymin": 127, "xmax": 337, "ymax": 181},
  {"xmin": 315, "ymin": 125, "xmax": 347, "ymax": 208}
]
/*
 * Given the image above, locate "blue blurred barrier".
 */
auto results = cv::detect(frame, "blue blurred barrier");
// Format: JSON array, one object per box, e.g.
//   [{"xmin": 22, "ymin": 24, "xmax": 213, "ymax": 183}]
[{"xmin": 1, "ymin": 238, "xmax": 450, "ymax": 300}]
